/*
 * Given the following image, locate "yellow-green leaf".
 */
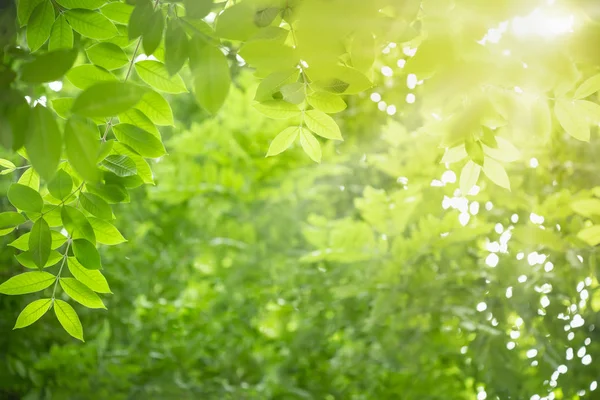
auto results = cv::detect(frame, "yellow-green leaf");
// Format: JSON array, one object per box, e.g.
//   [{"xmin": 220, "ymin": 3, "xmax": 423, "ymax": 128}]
[{"xmin": 54, "ymin": 299, "xmax": 84, "ymax": 341}]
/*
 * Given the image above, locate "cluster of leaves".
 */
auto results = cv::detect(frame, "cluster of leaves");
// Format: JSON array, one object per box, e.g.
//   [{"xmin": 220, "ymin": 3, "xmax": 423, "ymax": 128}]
[{"xmin": 0, "ymin": 0, "xmax": 399, "ymax": 339}]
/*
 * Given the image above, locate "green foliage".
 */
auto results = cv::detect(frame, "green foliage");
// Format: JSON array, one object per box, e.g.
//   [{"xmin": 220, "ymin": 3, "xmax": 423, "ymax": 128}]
[{"xmin": 1, "ymin": 0, "xmax": 600, "ymax": 398}]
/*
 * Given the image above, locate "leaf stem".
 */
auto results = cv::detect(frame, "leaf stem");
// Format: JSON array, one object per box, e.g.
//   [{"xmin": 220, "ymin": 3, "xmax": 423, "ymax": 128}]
[{"xmin": 51, "ymin": 239, "xmax": 71, "ymax": 301}]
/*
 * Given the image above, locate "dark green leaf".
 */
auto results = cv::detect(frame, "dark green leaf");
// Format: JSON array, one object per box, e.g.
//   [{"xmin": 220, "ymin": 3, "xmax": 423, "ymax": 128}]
[
  {"xmin": 27, "ymin": 0, "xmax": 55, "ymax": 52},
  {"xmin": 190, "ymin": 40, "xmax": 230, "ymax": 114},
  {"xmin": 0, "ymin": 212, "xmax": 26, "ymax": 230},
  {"xmin": 66, "ymin": 64, "xmax": 117, "ymax": 90},
  {"xmin": 165, "ymin": 19, "xmax": 189, "ymax": 75},
  {"xmin": 61, "ymin": 205, "xmax": 96, "ymax": 244},
  {"xmin": 48, "ymin": 169, "xmax": 73, "ymax": 201},
  {"xmin": 142, "ymin": 10, "xmax": 164, "ymax": 56},
  {"xmin": 29, "ymin": 217, "xmax": 52, "ymax": 268},
  {"xmin": 184, "ymin": 0, "xmax": 212, "ymax": 19},
  {"xmin": 128, "ymin": 0, "xmax": 153, "ymax": 39},
  {"xmin": 72, "ymin": 238, "xmax": 102, "ymax": 269},
  {"xmin": 8, "ymin": 183, "xmax": 43, "ymax": 212},
  {"xmin": 25, "ymin": 106, "xmax": 62, "ymax": 180},
  {"xmin": 80, "ymin": 192, "xmax": 113, "ymax": 220},
  {"xmin": 64, "ymin": 117, "xmax": 101, "ymax": 182},
  {"xmin": 20, "ymin": 49, "xmax": 77, "ymax": 84}
]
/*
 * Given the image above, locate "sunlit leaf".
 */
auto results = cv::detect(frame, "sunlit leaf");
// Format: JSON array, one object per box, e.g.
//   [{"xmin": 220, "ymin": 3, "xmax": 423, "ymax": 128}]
[{"xmin": 54, "ymin": 299, "xmax": 84, "ymax": 341}]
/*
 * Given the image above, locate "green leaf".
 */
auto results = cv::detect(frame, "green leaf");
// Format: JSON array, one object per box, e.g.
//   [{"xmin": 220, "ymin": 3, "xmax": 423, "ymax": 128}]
[
  {"xmin": 307, "ymin": 92, "xmax": 347, "ymax": 114},
  {"xmin": 238, "ymin": 40, "xmax": 296, "ymax": 75},
  {"xmin": 304, "ymin": 110, "xmax": 343, "ymax": 141},
  {"xmin": 9, "ymin": 230, "xmax": 66, "ymax": 251},
  {"xmin": 215, "ymin": 2, "xmax": 259, "ymax": 41},
  {"xmin": 72, "ymin": 81, "xmax": 147, "ymax": 118},
  {"xmin": 18, "ymin": 167, "xmax": 40, "ymax": 191},
  {"xmin": 66, "ymin": 64, "xmax": 117, "ymax": 90},
  {"xmin": 112, "ymin": 143, "xmax": 154, "ymax": 184},
  {"xmin": 267, "ymin": 126, "xmax": 299, "ymax": 157},
  {"xmin": 18, "ymin": 0, "xmax": 44, "ymax": 27},
  {"xmin": 254, "ymin": 7, "xmax": 280, "ymax": 28},
  {"xmin": 465, "ymin": 138, "xmax": 484, "ymax": 166},
  {"xmin": 54, "ymin": 299, "xmax": 84, "ymax": 341},
  {"xmin": 14, "ymin": 298, "xmax": 53, "ymax": 329},
  {"xmin": 165, "ymin": 19, "xmax": 189, "ymax": 75},
  {"xmin": 72, "ymin": 238, "xmax": 102, "ymax": 269},
  {"xmin": 190, "ymin": 41, "xmax": 231, "ymax": 114},
  {"xmin": 60, "ymin": 278, "xmax": 106, "ymax": 309},
  {"xmin": 67, "ymin": 257, "xmax": 111, "ymax": 293},
  {"xmin": 61, "ymin": 205, "xmax": 96, "ymax": 244},
  {"xmin": 300, "ymin": 129, "xmax": 321, "ymax": 163},
  {"xmin": 459, "ymin": 160, "xmax": 481, "ymax": 195},
  {"xmin": 184, "ymin": 0, "xmax": 212, "ymax": 19},
  {"xmin": 483, "ymin": 157, "xmax": 510, "ymax": 190},
  {"xmin": 118, "ymin": 109, "xmax": 160, "ymax": 137},
  {"xmin": 135, "ymin": 60, "xmax": 188, "ymax": 94},
  {"xmin": 65, "ymin": 9, "xmax": 118, "ymax": 40},
  {"xmin": 29, "ymin": 218, "xmax": 52, "ymax": 268},
  {"xmin": 254, "ymin": 100, "xmax": 300, "ymax": 119},
  {"xmin": 142, "ymin": 10, "xmax": 164, "ymax": 56},
  {"xmin": 101, "ymin": 155, "xmax": 137, "ymax": 177},
  {"xmin": 89, "ymin": 217, "xmax": 126, "ymax": 245},
  {"xmin": 555, "ymin": 99, "xmax": 590, "ymax": 141},
  {"xmin": 48, "ymin": 15, "xmax": 74, "ymax": 51},
  {"xmin": 80, "ymin": 192, "xmax": 112, "ymax": 220},
  {"xmin": 8, "ymin": 183, "xmax": 44, "ymax": 212},
  {"xmin": 27, "ymin": 0, "xmax": 54, "ymax": 52},
  {"xmin": 482, "ymin": 137, "xmax": 521, "ymax": 162},
  {"xmin": 0, "ymin": 212, "xmax": 26, "ymax": 230},
  {"xmin": 255, "ymin": 68, "xmax": 299, "ymax": 102},
  {"xmin": 20, "ymin": 49, "xmax": 77, "ymax": 84},
  {"xmin": 112, "ymin": 123, "xmax": 166, "ymax": 158},
  {"xmin": 17, "ymin": 249, "xmax": 62, "ymax": 269},
  {"xmin": 86, "ymin": 42, "xmax": 129, "ymax": 70},
  {"xmin": 0, "ymin": 159, "xmax": 16, "ymax": 175},
  {"xmin": 135, "ymin": 90, "xmax": 174, "ymax": 126},
  {"xmin": 572, "ymin": 199, "xmax": 600, "ymax": 216},
  {"xmin": 100, "ymin": 1, "xmax": 134, "ymax": 24},
  {"xmin": 281, "ymin": 82, "xmax": 305, "ymax": 105},
  {"xmin": 48, "ymin": 169, "xmax": 73, "ymax": 201},
  {"xmin": 64, "ymin": 117, "xmax": 101, "ymax": 182},
  {"xmin": 574, "ymin": 74, "xmax": 600, "ymax": 99},
  {"xmin": 578, "ymin": 225, "xmax": 600, "ymax": 246},
  {"xmin": 313, "ymin": 66, "xmax": 372, "ymax": 94},
  {"xmin": 55, "ymin": 0, "xmax": 105, "ymax": 9},
  {"xmin": 86, "ymin": 181, "xmax": 129, "ymax": 204},
  {"xmin": 25, "ymin": 106, "xmax": 62, "ymax": 180},
  {"xmin": 0, "ymin": 271, "xmax": 55, "ymax": 295},
  {"xmin": 128, "ymin": 0, "xmax": 153, "ymax": 39}
]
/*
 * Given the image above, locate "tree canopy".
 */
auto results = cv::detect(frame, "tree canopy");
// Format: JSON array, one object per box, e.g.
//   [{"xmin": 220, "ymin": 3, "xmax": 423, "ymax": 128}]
[{"xmin": 1, "ymin": 0, "xmax": 600, "ymax": 399}]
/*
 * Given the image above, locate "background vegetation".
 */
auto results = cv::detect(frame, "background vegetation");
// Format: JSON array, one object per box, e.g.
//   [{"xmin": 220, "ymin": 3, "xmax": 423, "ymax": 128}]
[{"xmin": 1, "ymin": 0, "xmax": 600, "ymax": 399}]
